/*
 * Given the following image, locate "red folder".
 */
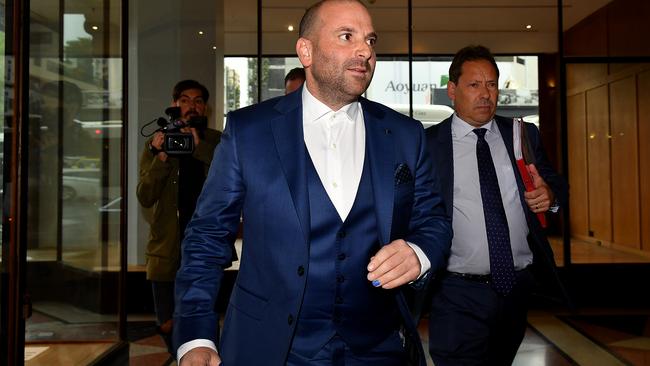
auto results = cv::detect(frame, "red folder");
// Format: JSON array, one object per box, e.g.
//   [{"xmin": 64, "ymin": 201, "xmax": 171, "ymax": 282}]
[{"xmin": 513, "ymin": 117, "xmax": 547, "ymax": 228}]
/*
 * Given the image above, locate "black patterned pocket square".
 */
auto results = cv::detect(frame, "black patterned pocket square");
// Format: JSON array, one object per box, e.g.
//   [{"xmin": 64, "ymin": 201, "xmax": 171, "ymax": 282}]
[{"xmin": 394, "ymin": 163, "xmax": 413, "ymax": 186}]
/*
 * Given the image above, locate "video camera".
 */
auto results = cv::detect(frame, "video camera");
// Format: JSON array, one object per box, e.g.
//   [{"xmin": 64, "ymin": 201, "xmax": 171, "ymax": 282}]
[{"xmin": 156, "ymin": 106, "xmax": 207, "ymax": 155}]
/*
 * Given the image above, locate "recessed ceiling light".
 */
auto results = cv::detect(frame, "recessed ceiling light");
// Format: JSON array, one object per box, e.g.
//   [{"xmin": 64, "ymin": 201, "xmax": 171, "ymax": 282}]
[
  {"xmin": 288, "ymin": 25, "xmax": 294, "ymax": 32},
  {"xmin": 212, "ymin": 46, "xmax": 217, "ymax": 50},
  {"xmin": 526, "ymin": 24, "xmax": 532, "ymax": 30},
  {"xmin": 91, "ymin": 25, "xmax": 99, "ymax": 31},
  {"xmin": 198, "ymin": 31, "xmax": 204, "ymax": 35}
]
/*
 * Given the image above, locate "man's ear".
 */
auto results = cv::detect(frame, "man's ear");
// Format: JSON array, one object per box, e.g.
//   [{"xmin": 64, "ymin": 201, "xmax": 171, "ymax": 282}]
[
  {"xmin": 296, "ymin": 38, "xmax": 312, "ymax": 67},
  {"xmin": 447, "ymin": 81, "xmax": 457, "ymax": 102}
]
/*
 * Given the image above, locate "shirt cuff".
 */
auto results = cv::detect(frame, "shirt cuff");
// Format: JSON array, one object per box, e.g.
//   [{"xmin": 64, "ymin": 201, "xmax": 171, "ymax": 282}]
[
  {"xmin": 549, "ymin": 199, "xmax": 560, "ymax": 213},
  {"xmin": 177, "ymin": 339, "xmax": 217, "ymax": 362},
  {"xmin": 406, "ymin": 242, "xmax": 431, "ymax": 279}
]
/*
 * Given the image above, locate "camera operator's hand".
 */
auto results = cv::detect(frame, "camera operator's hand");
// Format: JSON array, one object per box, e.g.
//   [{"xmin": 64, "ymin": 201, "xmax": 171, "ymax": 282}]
[
  {"xmin": 181, "ymin": 126, "xmax": 201, "ymax": 147},
  {"xmin": 151, "ymin": 131, "xmax": 168, "ymax": 162}
]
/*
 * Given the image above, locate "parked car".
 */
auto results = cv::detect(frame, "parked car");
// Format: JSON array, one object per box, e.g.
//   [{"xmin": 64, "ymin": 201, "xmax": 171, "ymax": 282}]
[{"xmin": 62, "ymin": 168, "xmax": 100, "ymax": 201}]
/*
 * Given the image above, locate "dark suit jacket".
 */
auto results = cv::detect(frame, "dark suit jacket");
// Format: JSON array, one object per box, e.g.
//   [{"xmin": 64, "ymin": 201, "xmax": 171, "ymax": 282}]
[
  {"xmin": 173, "ymin": 87, "xmax": 452, "ymax": 365},
  {"xmin": 425, "ymin": 115, "xmax": 569, "ymax": 301}
]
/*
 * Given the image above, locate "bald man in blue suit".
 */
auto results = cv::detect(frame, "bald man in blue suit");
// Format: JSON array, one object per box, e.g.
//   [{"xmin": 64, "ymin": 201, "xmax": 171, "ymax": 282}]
[{"xmin": 172, "ymin": 1, "xmax": 452, "ymax": 365}]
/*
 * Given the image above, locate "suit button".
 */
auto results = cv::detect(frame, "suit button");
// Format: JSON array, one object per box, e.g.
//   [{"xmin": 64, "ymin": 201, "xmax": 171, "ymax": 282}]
[
  {"xmin": 337, "ymin": 253, "xmax": 346, "ymax": 261},
  {"xmin": 288, "ymin": 314, "xmax": 294, "ymax": 325},
  {"xmin": 336, "ymin": 231, "xmax": 346, "ymax": 239},
  {"xmin": 297, "ymin": 266, "xmax": 305, "ymax": 276},
  {"xmin": 335, "ymin": 296, "xmax": 343, "ymax": 304},
  {"xmin": 337, "ymin": 275, "xmax": 345, "ymax": 283}
]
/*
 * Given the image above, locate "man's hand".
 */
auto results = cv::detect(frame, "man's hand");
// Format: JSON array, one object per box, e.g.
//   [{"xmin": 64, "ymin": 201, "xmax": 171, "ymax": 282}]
[
  {"xmin": 179, "ymin": 347, "xmax": 221, "ymax": 366},
  {"xmin": 151, "ymin": 131, "xmax": 168, "ymax": 162},
  {"xmin": 524, "ymin": 164, "xmax": 554, "ymax": 213},
  {"xmin": 367, "ymin": 239, "xmax": 421, "ymax": 289}
]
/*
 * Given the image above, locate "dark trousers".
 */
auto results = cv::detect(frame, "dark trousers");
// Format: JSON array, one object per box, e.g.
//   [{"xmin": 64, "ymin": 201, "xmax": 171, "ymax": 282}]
[
  {"xmin": 286, "ymin": 331, "xmax": 407, "ymax": 366},
  {"xmin": 428, "ymin": 269, "xmax": 534, "ymax": 366},
  {"xmin": 151, "ymin": 280, "xmax": 175, "ymax": 354}
]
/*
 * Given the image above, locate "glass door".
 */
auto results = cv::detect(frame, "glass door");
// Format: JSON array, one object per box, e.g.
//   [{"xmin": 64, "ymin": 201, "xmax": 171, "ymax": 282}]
[{"xmin": 1, "ymin": 0, "xmax": 127, "ymax": 364}]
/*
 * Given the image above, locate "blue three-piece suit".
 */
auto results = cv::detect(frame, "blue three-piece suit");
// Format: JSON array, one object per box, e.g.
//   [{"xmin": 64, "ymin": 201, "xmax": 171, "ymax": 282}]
[{"xmin": 173, "ymin": 88, "xmax": 452, "ymax": 365}]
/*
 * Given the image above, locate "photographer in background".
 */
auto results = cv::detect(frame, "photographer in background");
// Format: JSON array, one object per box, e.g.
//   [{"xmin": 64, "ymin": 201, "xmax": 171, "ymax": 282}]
[{"xmin": 137, "ymin": 79, "xmax": 221, "ymax": 355}]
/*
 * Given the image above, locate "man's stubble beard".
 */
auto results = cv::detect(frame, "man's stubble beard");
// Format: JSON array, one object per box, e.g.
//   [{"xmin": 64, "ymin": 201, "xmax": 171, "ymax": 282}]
[{"xmin": 310, "ymin": 49, "xmax": 374, "ymax": 107}]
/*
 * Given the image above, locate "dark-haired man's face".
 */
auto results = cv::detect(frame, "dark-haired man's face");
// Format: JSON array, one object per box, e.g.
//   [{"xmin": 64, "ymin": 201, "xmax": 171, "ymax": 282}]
[
  {"xmin": 175, "ymin": 88, "xmax": 206, "ymax": 122},
  {"xmin": 447, "ymin": 60, "xmax": 498, "ymax": 127}
]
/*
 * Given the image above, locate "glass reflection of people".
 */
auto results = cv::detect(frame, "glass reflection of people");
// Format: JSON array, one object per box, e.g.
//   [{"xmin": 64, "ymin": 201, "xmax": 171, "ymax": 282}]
[
  {"xmin": 136, "ymin": 80, "xmax": 221, "ymax": 356},
  {"xmin": 39, "ymin": 81, "xmax": 97, "ymax": 159},
  {"xmin": 27, "ymin": 80, "xmax": 93, "ymax": 249},
  {"xmin": 284, "ymin": 67, "xmax": 306, "ymax": 94},
  {"xmin": 173, "ymin": 1, "xmax": 451, "ymax": 365}
]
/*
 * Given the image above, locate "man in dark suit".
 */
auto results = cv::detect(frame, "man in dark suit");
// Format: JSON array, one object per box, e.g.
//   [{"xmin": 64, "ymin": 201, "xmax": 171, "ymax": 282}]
[
  {"xmin": 173, "ymin": 1, "xmax": 452, "ymax": 365},
  {"xmin": 425, "ymin": 45, "xmax": 568, "ymax": 365}
]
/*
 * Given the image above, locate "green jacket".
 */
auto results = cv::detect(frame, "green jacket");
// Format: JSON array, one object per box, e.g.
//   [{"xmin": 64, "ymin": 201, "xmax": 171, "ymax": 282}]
[{"xmin": 137, "ymin": 128, "xmax": 221, "ymax": 281}]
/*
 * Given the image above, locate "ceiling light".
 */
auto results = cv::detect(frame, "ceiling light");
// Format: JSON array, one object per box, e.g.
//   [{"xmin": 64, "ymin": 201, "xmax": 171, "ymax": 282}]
[
  {"xmin": 212, "ymin": 46, "xmax": 217, "ymax": 50},
  {"xmin": 526, "ymin": 24, "xmax": 532, "ymax": 30},
  {"xmin": 198, "ymin": 31, "xmax": 204, "ymax": 35},
  {"xmin": 288, "ymin": 25, "xmax": 294, "ymax": 32},
  {"xmin": 91, "ymin": 25, "xmax": 99, "ymax": 31}
]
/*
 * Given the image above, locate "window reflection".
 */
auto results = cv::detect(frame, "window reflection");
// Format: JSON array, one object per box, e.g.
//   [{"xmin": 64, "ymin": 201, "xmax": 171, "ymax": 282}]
[
  {"xmin": 223, "ymin": 57, "xmax": 301, "ymax": 122},
  {"xmin": 24, "ymin": 0, "xmax": 123, "ymax": 360}
]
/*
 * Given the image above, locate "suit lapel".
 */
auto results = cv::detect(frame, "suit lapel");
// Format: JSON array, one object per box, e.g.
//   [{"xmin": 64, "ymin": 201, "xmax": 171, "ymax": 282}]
[
  {"xmin": 495, "ymin": 116, "xmax": 532, "ymax": 223},
  {"xmin": 271, "ymin": 91, "xmax": 310, "ymax": 245},
  {"xmin": 495, "ymin": 116, "xmax": 517, "ymax": 168},
  {"xmin": 361, "ymin": 98, "xmax": 393, "ymax": 245},
  {"xmin": 437, "ymin": 118, "xmax": 454, "ymax": 218}
]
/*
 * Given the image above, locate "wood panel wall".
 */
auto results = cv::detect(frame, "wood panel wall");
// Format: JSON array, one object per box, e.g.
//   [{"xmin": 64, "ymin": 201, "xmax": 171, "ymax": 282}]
[
  {"xmin": 564, "ymin": 0, "xmax": 650, "ymax": 57},
  {"xmin": 639, "ymin": 71, "xmax": 650, "ymax": 252},
  {"xmin": 567, "ymin": 93, "xmax": 588, "ymax": 237},
  {"xmin": 585, "ymin": 85, "xmax": 612, "ymax": 242},
  {"xmin": 609, "ymin": 77, "xmax": 640, "ymax": 248},
  {"xmin": 567, "ymin": 64, "xmax": 650, "ymax": 253}
]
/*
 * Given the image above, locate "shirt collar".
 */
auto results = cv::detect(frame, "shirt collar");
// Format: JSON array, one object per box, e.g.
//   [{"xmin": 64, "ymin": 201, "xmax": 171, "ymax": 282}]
[
  {"xmin": 302, "ymin": 82, "xmax": 360, "ymax": 124},
  {"xmin": 451, "ymin": 113, "xmax": 496, "ymax": 139}
]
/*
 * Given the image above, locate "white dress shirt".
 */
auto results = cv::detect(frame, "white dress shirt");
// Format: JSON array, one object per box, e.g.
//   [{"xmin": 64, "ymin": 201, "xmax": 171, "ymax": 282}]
[
  {"xmin": 448, "ymin": 114, "xmax": 532, "ymax": 275},
  {"xmin": 301, "ymin": 85, "xmax": 429, "ymax": 276},
  {"xmin": 302, "ymin": 84, "xmax": 365, "ymax": 221}
]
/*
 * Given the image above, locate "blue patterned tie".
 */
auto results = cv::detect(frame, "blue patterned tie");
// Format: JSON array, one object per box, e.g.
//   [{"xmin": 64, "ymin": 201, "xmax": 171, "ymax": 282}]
[{"xmin": 473, "ymin": 128, "xmax": 516, "ymax": 296}]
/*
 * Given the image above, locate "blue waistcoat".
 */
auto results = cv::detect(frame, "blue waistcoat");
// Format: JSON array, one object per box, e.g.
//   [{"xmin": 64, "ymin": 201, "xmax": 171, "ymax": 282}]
[{"xmin": 290, "ymin": 153, "xmax": 401, "ymax": 358}]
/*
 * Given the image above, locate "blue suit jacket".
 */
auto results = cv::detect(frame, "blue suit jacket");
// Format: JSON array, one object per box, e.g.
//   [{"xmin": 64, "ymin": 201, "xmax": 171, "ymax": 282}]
[
  {"xmin": 425, "ymin": 115, "xmax": 569, "ymax": 301},
  {"xmin": 174, "ymin": 88, "xmax": 452, "ymax": 364}
]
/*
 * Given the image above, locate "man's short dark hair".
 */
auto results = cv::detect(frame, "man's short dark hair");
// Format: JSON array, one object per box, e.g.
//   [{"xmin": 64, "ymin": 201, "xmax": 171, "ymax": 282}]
[
  {"xmin": 448, "ymin": 45, "xmax": 500, "ymax": 84},
  {"xmin": 172, "ymin": 79, "xmax": 209, "ymax": 102},
  {"xmin": 299, "ymin": 0, "xmax": 366, "ymax": 38},
  {"xmin": 284, "ymin": 67, "xmax": 306, "ymax": 85}
]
